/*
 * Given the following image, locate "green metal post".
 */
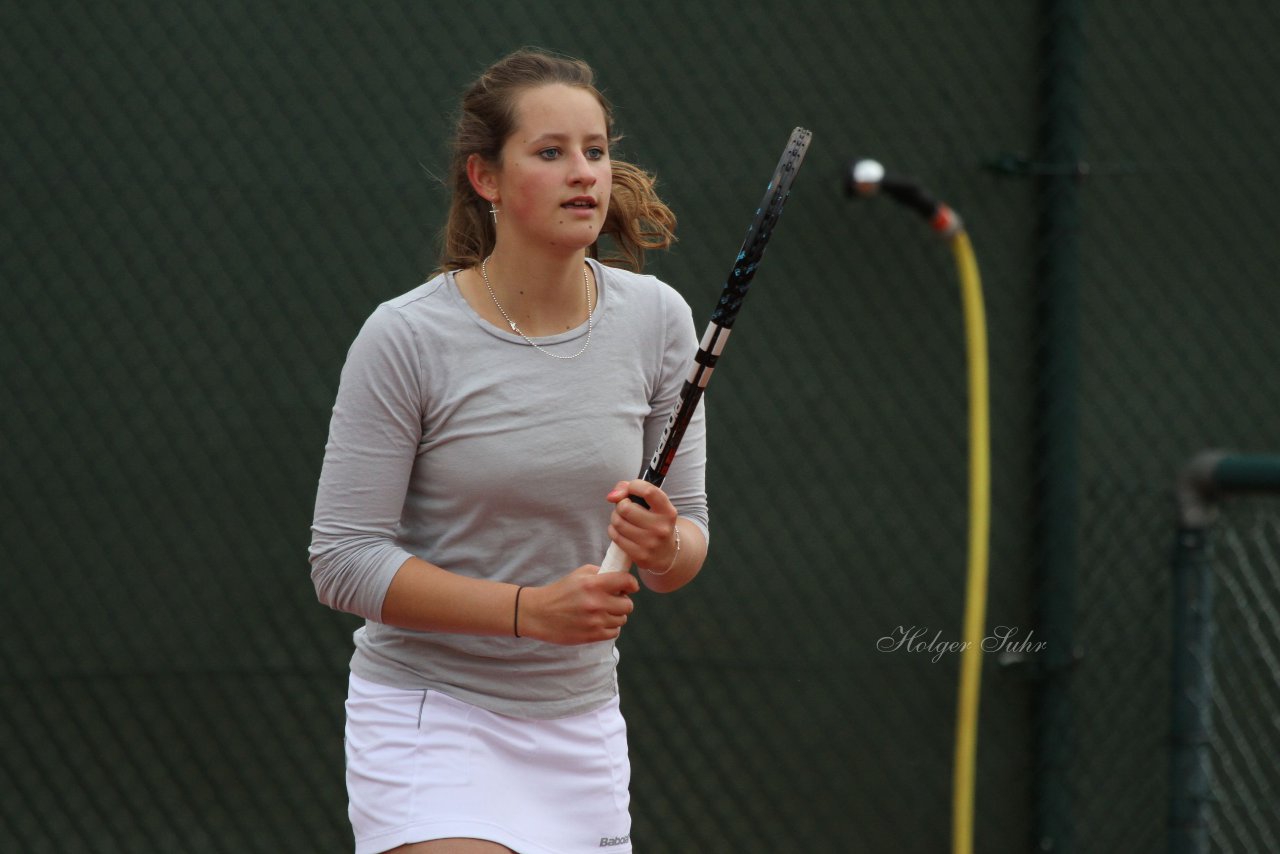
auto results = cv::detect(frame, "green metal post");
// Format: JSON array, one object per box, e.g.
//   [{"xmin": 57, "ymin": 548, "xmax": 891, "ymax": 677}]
[
  {"xmin": 1168, "ymin": 452, "xmax": 1221, "ymax": 854},
  {"xmin": 1032, "ymin": 0, "xmax": 1086, "ymax": 851},
  {"xmin": 1167, "ymin": 524, "xmax": 1213, "ymax": 854}
]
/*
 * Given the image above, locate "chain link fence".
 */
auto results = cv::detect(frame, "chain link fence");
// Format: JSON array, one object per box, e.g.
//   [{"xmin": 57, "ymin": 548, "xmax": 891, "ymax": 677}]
[
  {"xmin": 1209, "ymin": 505, "xmax": 1280, "ymax": 852},
  {"xmin": 1066, "ymin": 4, "xmax": 1280, "ymax": 852},
  {"xmin": 4, "ymin": 1, "xmax": 1280, "ymax": 852},
  {"xmin": 1169, "ymin": 458, "xmax": 1280, "ymax": 854}
]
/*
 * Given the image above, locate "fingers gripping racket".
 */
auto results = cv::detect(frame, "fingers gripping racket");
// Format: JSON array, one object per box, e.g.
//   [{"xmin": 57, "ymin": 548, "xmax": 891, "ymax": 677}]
[{"xmin": 599, "ymin": 126, "xmax": 813, "ymax": 573}]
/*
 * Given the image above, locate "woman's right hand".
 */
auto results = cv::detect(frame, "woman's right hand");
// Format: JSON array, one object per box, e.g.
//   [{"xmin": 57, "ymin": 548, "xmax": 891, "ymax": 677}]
[{"xmin": 518, "ymin": 565, "xmax": 640, "ymax": 644}]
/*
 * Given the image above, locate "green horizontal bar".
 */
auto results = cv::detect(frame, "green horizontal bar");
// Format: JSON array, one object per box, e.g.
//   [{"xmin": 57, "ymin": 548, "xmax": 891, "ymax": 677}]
[
  {"xmin": 1177, "ymin": 451, "xmax": 1280, "ymax": 529},
  {"xmin": 1211, "ymin": 454, "xmax": 1280, "ymax": 493}
]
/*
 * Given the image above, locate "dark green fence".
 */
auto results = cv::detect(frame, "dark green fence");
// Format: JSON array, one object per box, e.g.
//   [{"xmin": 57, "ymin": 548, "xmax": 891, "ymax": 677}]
[{"xmin": 4, "ymin": 2, "xmax": 1280, "ymax": 852}]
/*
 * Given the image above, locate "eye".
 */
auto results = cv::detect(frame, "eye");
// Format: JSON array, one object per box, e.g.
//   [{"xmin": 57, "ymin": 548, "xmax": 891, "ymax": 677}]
[
  {"xmin": 538, "ymin": 148, "xmax": 561, "ymax": 161},
  {"xmin": 585, "ymin": 146, "xmax": 607, "ymax": 161}
]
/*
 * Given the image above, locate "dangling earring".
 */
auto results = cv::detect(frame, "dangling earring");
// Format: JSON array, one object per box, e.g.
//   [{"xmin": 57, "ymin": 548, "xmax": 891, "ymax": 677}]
[{"xmin": 489, "ymin": 203, "xmax": 500, "ymax": 223}]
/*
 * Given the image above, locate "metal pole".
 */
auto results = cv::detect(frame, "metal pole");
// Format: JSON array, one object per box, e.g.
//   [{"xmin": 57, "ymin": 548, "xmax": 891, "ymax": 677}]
[
  {"xmin": 1032, "ymin": 0, "xmax": 1086, "ymax": 850},
  {"xmin": 1168, "ymin": 521, "xmax": 1214, "ymax": 854}
]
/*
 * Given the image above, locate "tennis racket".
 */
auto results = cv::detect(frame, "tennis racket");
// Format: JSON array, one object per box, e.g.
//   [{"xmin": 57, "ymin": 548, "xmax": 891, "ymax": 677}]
[{"xmin": 599, "ymin": 126, "xmax": 813, "ymax": 573}]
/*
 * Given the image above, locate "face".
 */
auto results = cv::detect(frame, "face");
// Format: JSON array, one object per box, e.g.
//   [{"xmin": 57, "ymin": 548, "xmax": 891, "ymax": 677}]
[{"xmin": 477, "ymin": 83, "xmax": 612, "ymax": 255}]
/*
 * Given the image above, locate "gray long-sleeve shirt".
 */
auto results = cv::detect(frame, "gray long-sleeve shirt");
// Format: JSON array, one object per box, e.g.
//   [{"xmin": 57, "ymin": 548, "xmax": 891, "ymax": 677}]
[{"xmin": 309, "ymin": 259, "xmax": 709, "ymax": 718}]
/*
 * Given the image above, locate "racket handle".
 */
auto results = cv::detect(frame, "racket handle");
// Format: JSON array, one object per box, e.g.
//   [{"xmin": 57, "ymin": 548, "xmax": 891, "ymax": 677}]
[
  {"xmin": 599, "ymin": 541, "xmax": 631, "ymax": 574},
  {"xmin": 598, "ymin": 490, "xmax": 650, "ymax": 573}
]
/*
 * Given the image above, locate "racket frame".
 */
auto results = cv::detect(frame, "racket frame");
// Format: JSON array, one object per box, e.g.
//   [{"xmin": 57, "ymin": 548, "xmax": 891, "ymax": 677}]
[{"xmin": 599, "ymin": 126, "xmax": 812, "ymax": 573}]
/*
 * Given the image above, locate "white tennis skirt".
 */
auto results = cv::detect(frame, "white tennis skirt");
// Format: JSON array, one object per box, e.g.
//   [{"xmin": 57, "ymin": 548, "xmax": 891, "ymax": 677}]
[{"xmin": 344, "ymin": 672, "xmax": 633, "ymax": 854}]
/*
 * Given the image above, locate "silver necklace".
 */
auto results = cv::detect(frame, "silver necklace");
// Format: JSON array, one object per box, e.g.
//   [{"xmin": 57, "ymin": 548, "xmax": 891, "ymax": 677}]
[{"xmin": 480, "ymin": 256, "xmax": 593, "ymax": 360}]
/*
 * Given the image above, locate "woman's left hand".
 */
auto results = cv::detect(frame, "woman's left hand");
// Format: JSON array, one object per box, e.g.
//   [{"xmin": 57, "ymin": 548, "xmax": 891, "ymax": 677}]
[{"xmin": 606, "ymin": 480, "xmax": 679, "ymax": 573}]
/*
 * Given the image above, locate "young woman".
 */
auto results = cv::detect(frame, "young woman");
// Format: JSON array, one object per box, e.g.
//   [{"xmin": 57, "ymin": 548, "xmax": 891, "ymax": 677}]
[{"xmin": 309, "ymin": 48, "xmax": 709, "ymax": 854}]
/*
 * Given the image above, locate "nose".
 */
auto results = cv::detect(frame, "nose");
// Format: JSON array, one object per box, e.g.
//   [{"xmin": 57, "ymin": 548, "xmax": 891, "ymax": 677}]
[{"xmin": 567, "ymin": 150, "xmax": 598, "ymax": 187}]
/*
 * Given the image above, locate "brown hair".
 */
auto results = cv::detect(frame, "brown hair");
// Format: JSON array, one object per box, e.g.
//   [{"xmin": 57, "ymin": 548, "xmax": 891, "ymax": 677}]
[{"xmin": 437, "ymin": 48, "xmax": 676, "ymax": 273}]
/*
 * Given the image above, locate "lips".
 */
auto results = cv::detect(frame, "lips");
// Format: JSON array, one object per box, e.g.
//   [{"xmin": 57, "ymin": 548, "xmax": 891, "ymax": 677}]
[{"xmin": 562, "ymin": 196, "xmax": 598, "ymax": 209}]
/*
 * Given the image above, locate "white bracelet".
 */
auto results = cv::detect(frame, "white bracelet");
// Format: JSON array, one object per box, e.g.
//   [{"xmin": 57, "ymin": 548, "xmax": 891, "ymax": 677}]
[{"xmin": 643, "ymin": 524, "xmax": 680, "ymax": 576}]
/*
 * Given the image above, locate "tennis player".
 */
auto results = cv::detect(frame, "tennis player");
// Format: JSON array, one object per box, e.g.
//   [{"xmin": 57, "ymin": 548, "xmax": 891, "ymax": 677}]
[{"xmin": 309, "ymin": 48, "xmax": 709, "ymax": 854}]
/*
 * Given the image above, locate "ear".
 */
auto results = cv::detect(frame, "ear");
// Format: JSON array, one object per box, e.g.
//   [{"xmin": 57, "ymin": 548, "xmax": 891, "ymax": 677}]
[{"xmin": 466, "ymin": 153, "xmax": 499, "ymax": 204}]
